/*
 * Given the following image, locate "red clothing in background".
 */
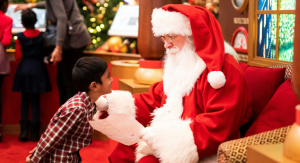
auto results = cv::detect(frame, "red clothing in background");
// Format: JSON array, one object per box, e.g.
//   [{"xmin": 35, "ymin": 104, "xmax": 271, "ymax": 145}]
[
  {"xmin": 0, "ymin": 10, "xmax": 12, "ymax": 46},
  {"xmin": 15, "ymin": 29, "xmax": 41, "ymax": 60}
]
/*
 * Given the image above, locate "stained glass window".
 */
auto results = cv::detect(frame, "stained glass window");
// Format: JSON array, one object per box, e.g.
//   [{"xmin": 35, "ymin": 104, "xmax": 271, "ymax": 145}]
[
  {"xmin": 256, "ymin": 0, "xmax": 295, "ymax": 62},
  {"xmin": 257, "ymin": 14, "xmax": 277, "ymax": 59},
  {"xmin": 258, "ymin": 0, "xmax": 277, "ymax": 10},
  {"xmin": 280, "ymin": 0, "xmax": 296, "ymax": 10},
  {"xmin": 279, "ymin": 14, "xmax": 295, "ymax": 61}
]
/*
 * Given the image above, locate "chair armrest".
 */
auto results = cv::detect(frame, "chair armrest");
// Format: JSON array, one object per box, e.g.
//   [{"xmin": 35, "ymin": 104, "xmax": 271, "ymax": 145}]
[{"xmin": 217, "ymin": 126, "xmax": 291, "ymax": 163}]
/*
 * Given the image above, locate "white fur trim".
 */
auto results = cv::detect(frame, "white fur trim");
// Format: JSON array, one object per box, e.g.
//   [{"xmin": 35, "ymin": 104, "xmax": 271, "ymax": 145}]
[
  {"xmin": 105, "ymin": 90, "xmax": 136, "ymax": 118},
  {"xmin": 136, "ymin": 119, "xmax": 199, "ymax": 163},
  {"xmin": 135, "ymin": 141, "xmax": 155, "ymax": 162},
  {"xmin": 151, "ymin": 8, "xmax": 192, "ymax": 36},
  {"xmin": 179, "ymin": 58, "xmax": 206, "ymax": 96},
  {"xmin": 163, "ymin": 57, "xmax": 206, "ymax": 97},
  {"xmin": 151, "ymin": 88, "xmax": 183, "ymax": 122},
  {"xmin": 153, "ymin": 58, "xmax": 206, "ymax": 123},
  {"xmin": 224, "ymin": 41, "xmax": 239, "ymax": 62},
  {"xmin": 207, "ymin": 71, "xmax": 226, "ymax": 89}
]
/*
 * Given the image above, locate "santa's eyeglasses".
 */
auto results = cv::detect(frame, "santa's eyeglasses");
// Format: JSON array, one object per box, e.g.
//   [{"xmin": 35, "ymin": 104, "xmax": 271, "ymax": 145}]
[{"xmin": 160, "ymin": 35, "xmax": 178, "ymax": 43}]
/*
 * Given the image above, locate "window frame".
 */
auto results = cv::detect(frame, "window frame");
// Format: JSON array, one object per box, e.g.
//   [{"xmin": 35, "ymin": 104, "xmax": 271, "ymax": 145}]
[{"xmin": 248, "ymin": 0, "xmax": 295, "ymax": 67}]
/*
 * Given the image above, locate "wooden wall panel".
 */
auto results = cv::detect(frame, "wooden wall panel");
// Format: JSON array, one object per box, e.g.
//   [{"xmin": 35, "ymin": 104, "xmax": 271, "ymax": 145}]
[{"xmin": 219, "ymin": 1, "xmax": 248, "ymax": 48}]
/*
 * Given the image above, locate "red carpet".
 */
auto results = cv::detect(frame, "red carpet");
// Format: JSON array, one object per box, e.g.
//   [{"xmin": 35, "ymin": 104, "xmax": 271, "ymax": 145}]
[{"xmin": 0, "ymin": 135, "xmax": 111, "ymax": 163}]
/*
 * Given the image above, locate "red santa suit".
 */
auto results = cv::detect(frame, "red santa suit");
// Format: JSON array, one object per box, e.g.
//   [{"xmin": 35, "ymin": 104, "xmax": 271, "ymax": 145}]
[{"xmin": 101, "ymin": 4, "xmax": 252, "ymax": 163}]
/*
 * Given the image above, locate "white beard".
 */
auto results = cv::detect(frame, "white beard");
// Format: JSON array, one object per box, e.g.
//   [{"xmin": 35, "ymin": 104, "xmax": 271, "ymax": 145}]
[
  {"xmin": 136, "ymin": 40, "xmax": 206, "ymax": 163},
  {"xmin": 163, "ymin": 40, "xmax": 200, "ymax": 96}
]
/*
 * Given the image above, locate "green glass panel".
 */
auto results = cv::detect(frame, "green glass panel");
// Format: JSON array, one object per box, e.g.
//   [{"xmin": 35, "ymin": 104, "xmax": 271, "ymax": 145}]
[
  {"xmin": 258, "ymin": 0, "xmax": 277, "ymax": 10},
  {"xmin": 257, "ymin": 14, "xmax": 277, "ymax": 59},
  {"xmin": 280, "ymin": 0, "xmax": 296, "ymax": 10},
  {"xmin": 279, "ymin": 14, "xmax": 295, "ymax": 62}
]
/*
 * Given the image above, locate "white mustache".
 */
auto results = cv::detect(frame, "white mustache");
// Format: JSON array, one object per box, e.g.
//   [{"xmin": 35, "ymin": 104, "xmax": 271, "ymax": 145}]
[{"xmin": 166, "ymin": 46, "xmax": 180, "ymax": 54}]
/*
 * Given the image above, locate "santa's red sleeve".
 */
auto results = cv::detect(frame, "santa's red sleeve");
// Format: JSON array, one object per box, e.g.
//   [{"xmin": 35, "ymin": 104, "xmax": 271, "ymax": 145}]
[{"xmin": 133, "ymin": 82, "xmax": 164, "ymax": 125}]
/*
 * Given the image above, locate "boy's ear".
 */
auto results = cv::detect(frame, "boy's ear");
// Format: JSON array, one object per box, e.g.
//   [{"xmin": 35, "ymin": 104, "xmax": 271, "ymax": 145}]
[{"xmin": 89, "ymin": 81, "xmax": 99, "ymax": 91}]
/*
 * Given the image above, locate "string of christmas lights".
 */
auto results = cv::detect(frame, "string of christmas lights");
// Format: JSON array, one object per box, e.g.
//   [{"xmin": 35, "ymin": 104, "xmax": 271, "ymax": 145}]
[{"xmin": 78, "ymin": 0, "xmax": 125, "ymax": 50}]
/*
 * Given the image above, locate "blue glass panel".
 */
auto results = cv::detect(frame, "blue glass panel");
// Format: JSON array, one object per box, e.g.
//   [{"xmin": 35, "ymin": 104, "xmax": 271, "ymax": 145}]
[
  {"xmin": 279, "ymin": 14, "xmax": 295, "ymax": 62},
  {"xmin": 257, "ymin": 14, "xmax": 277, "ymax": 59},
  {"xmin": 258, "ymin": 0, "xmax": 277, "ymax": 10}
]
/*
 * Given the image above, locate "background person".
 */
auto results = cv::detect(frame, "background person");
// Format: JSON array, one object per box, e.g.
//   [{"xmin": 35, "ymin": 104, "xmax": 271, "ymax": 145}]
[
  {"xmin": 12, "ymin": 9, "xmax": 51, "ymax": 142},
  {"xmin": 0, "ymin": 0, "xmax": 12, "ymax": 142},
  {"xmin": 15, "ymin": 0, "xmax": 91, "ymax": 105}
]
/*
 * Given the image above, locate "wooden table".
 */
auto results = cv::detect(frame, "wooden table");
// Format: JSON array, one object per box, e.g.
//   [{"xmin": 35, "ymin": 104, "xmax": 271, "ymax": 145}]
[
  {"xmin": 119, "ymin": 79, "xmax": 151, "ymax": 94},
  {"xmin": 247, "ymin": 144, "xmax": 298, "ymax": 163}
]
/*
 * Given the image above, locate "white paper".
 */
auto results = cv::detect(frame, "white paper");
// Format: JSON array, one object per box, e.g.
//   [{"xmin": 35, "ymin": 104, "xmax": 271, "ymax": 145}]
[{"xmin": 89, "ymin": 113, "xmax": 144, "ymax": 145}]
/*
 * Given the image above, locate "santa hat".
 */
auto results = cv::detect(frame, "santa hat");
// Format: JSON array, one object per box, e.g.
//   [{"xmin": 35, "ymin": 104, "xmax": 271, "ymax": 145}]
[{"xmin": 151, "ymin": 4, "xmax": 226, "ymax": 89}]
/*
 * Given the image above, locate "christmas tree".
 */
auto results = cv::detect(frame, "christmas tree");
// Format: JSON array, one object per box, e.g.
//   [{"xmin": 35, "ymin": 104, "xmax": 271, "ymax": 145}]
[{"xmin": 77, "ymin": 0, "xmax": 125, "ymax": 50}]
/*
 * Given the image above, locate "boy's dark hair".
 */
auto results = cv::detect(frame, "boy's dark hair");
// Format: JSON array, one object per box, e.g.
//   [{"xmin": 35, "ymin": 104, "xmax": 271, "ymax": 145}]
[
  {"xmin": 72, "ymin": 56, "xmax": 108, "ymax": 93},
  {"xmin": 0, "ymin": 0, "xmax": 8, "ymax": 11},
  {"xmin": 21, "ymin": 9, "xmax": 37, "ymax": 29}
]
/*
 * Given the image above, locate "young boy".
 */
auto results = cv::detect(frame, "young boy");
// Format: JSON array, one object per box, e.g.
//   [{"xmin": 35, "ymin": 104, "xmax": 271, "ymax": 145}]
[{"xmin": 26, "ymin": 56, "xmax": 113, "ymax": 163}]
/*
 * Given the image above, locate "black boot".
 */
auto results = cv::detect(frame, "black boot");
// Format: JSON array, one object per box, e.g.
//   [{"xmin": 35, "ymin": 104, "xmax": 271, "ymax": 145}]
[
  {"xmin": 30, "ymin": 122, "xmax": 40, "ymax": 141},
  {"xmin": 19, "ymin": 120, "xmax": 30, "ymax": 141},
  {"xmin": 0, "ymin": 124, "xmax": 2, "ymax": 142}
]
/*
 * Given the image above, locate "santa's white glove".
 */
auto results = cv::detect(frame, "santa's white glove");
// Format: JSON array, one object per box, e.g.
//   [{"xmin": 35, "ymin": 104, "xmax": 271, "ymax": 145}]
[
  {"xmin": 140, "ymin": 127, "xmax": 156, "ymax": 149},
  {"xmin": 95, "ymin": 95, "xmax": 108, "ymax": 112}
]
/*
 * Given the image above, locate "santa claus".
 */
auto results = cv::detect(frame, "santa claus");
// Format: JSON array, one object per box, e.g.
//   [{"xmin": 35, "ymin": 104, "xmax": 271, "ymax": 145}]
[{"xmin": 95, "ymin": 4, "xmax": 252, "ymax": 163}]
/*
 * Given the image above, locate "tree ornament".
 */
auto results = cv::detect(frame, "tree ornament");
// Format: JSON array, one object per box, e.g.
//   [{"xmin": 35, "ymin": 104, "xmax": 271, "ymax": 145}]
[
  {"xmin": 129, "ymin": 40, "xmax": 137, "ymax": 53},
  {"xmin": 205, "ymin": 2, "xmax": 215, "ymax": 13},
  {"xmin": 91, "ymin": 0, "xmax": 98, "ymax": 4},
  {"xmin": 25, "ymin": 0, "xmax": 37, "ymax": 3},
  {"xmin": 112, "ymin": 7, "xmax": 118, "ymax": 11},
  {"xmin": 120, "ymin": 44, "xmax": 128, "ymax": 53},
  {"xmin": 96, "ymin": 14, "xmax": 104, "ymax": 23},
  {"xmin": 108, "ymin": 37, "xmax": 123, "ymax": 52},
  {"xmin": 82, "ymin": 0, "xmax": 95, "ymax": 14}
]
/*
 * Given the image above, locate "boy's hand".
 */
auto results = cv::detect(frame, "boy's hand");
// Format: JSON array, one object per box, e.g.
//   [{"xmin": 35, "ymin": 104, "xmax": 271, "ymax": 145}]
[
  {"xmin": 95, "ymin": 96, "xmax": 108, "ymax": 112},
  {"xmin": 26, "ymin": 155, "xmax": 32, "ymax": 163},
  {"xmin": 93, "ymin": 111, "xmax": 102, "ymax": 121},
  {"xmin": 29, "ymin": 147, "xmax": 36, "ymax": 154},
  {"xmin": 25, "ymin": 147, "xmax": 36, "ymax": 163}
]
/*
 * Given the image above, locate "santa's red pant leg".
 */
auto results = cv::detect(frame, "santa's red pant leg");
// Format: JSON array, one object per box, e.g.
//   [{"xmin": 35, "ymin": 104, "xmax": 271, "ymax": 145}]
[
  {"xmin": 138, "ymin": 155, "xmax": 160, "ymax": 163},
  {"xmin": 109, "ymin": 143, "xmax": 159, "ymax": 163}
]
